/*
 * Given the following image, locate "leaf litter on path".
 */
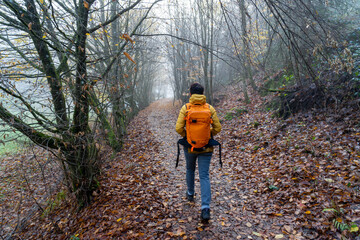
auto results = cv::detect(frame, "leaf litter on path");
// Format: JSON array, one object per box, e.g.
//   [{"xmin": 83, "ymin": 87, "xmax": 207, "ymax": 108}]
[{"xmin": 17, "ymin": 84, "xmax": 360, "ymax": 239}]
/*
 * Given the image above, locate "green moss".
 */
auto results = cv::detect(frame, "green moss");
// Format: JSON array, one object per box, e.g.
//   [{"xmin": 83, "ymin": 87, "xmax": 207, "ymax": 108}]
[
  {"xmin": 41, "ymin": 190, "xmax": 66, "ymax": 218},
  {"xmin": 224, "ymin": 108, "xmax": 248, "ymax": 121},
  {"xmin": 225, "ymin": 112, "xmax": 233, "ymax": 120},
  {"xmin": 235, "ymin": 108, "xmax": 248, "ymax": 116}
]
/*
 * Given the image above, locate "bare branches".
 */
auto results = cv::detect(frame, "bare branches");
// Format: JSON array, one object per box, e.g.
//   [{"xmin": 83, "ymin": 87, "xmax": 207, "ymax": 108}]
[
  {"xmin": 0, "ymin": 103, "xmax": 63, "ymax": 150},
  {"xmin": 133, "ymin": 33, "xmax": 238, "ymax": 70},
  {"xmin": 100, "ymin": 0, "xmax": 163, "ymax": 79},
  {"xmin": 0, "ymin": 35, "xmax": 43, "ymax": 72},
  {"xmin": 88, "ymin": 0, "xmax": 142, "ymax": 34}
]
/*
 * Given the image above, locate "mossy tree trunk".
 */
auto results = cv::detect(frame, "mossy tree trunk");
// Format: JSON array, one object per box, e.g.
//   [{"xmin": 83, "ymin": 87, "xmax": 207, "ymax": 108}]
[{"xmin": 1, "ymin": 0, "xmax": 99, "ymax": 207}]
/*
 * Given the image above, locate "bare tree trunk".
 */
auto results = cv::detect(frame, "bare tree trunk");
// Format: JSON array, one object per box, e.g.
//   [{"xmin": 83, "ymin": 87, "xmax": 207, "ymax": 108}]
[
  {"xmin": 239, "ymin": 0, "xmax": 257, "ymax": 94},
  {"xmin": 197, "ymin": 0, "xmax": 211, "ymax": 103},
  {"xmin": 209, "ymin": 0, "xmax": 214, "ymax": 104}
]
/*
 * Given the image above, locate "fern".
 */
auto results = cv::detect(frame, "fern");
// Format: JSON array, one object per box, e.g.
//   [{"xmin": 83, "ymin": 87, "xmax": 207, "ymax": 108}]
[
  {"xmin": 324, "ymin": 204, "xmax": 360, "ymax": 239},
  {"xmin": 333, "ymin": 218, "xmax": 350, "ymax": 232},
  {"xmin": 322, "ymin": 208, "xmax": 338, "ymax": 213}
]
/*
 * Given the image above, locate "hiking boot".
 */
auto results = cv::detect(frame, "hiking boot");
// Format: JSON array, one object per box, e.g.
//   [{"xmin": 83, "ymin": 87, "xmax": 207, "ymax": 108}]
[
  {"xmin": 186, "ymin": 193, "xmax": 194, "ymax": 202},
  {"xmin": 201, "ymin": 208, "xmax": 210, "ymax": 221}
]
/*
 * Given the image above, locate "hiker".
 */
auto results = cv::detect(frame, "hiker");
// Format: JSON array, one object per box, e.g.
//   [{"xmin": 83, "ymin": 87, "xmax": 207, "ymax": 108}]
[{"xmin": 175, "ymin": 82, "xmax": 222, "ymax": 221}]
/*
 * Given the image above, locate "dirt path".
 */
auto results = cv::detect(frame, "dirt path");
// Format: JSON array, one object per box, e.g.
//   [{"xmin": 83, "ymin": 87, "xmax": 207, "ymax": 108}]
[
  {"xmin": 146, "ymin": 99, "xmax": 258, "ymax": 239},
  {"xmin": 142, "ymin": 98, "xmax": 322, "ymax": 240}
]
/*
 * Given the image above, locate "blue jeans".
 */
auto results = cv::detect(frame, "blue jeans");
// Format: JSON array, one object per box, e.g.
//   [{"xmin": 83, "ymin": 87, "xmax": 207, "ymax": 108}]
[{"xmin": 184, "ymin": 148, "xmax": 212, "ymax": 209}]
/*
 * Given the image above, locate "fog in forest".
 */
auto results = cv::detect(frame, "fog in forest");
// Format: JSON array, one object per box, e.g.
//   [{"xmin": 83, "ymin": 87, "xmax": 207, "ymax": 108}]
[{"xmin": 0, "ymin": 0, "xmax": 359, "ymax": 238}]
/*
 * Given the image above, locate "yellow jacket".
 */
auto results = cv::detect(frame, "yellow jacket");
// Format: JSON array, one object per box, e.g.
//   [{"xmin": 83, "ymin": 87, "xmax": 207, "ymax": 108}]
[{"xmin": 175, "ymin": 94, "xmax": 221, "ymax": 153}]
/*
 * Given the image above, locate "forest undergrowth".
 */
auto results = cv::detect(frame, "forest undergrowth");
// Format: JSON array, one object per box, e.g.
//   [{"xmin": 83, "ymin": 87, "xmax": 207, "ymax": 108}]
[{"xmin": 2, "ymin": 83, "xmax": 360, "ymax": 239}]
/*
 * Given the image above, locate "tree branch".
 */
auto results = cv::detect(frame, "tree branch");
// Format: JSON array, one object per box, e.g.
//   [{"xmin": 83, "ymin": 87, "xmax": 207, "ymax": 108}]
[
  {"xmin": 0, "ymin": 85, "xmax": 58, "ymax": 133},
  {"xmin": 0, "ymin": 103, "xmax": 63, "ymax": 150},
  {"xmin": 0, "ymin": 35, "xmax": 43, "ymax": 72},
  {"xmin": 132, "ymin": 33, "xmax": 239, "ymax": 71},
  {"xmin": 100, "ymin": 0, "xmax": 163, "ymax": 79},
  {"xmin": 88, "ymin": 0, "xmax": 142, "ymax": 34}
]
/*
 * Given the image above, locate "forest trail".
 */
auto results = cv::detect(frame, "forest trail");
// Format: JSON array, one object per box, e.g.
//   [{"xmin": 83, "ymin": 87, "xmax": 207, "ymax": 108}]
[
  {"xmin": 19, "ymin": 90, "xmax": 360, "ymax": 239},
  {"xmin": 21, "ymin": 98, "xmax": 254, "ymax": 239},
  {"xmin": 132, "ymin": 95, "xmax": 360, "ymax": 240},
  {"xmin": 145, "ymin": 98, "xmax": 247, "ymax": 239}
]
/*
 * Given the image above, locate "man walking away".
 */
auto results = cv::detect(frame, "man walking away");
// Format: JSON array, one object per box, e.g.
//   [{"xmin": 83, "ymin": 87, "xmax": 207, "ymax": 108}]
[{"xmin": 175, "ymin": 83, "xmax": 222, "ymax": 221}]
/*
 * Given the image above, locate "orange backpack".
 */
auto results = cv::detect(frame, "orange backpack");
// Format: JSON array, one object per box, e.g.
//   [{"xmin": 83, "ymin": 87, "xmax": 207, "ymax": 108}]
[
  {"xmin": 184, "ymin": 103, "xmax": 213, "ymax": 151},
  {"xmin": 176, "ymin": 103, "xmax": 222, "ymax": 168}
]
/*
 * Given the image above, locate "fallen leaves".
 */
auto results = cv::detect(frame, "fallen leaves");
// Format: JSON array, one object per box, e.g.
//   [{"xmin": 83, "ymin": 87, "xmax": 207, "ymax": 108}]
[
  {"xmin": 252, "ymin": 231, "xmax": 262, "ymax": 237},
  {"xmin": 10, "ymin": 84, "xmax": 360, "ymax": 239},
  {"xmin": 0, "ymin": 147, "xmax": 63, "ymax": 238},
  {"xmin": 216, "ymin": 82, "xmax": 360, "ymax": 239},
  {"xmin": 167, "ymin": 229, "xmax": 186, "ymax": 237}
]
